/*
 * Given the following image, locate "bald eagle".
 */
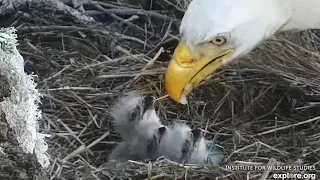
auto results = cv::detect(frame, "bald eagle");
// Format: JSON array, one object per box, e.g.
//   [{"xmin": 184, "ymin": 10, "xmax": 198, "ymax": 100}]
[{"xmin": 165, "ymin": 0, "xmax": 320, "ymax": 104}]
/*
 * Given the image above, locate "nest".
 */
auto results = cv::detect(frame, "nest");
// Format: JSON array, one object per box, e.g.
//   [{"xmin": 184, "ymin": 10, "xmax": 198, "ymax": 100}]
[{"xmin": 2, "ymin": 0, "xmax": 319, "ymax": 179}]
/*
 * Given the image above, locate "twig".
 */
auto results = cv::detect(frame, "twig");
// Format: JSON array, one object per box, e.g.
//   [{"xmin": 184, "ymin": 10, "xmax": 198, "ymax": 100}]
[
  {"xmin": 84, "ymin": 1, "xmax": 172, "ymax": 21},
  {"xmin": 255, "ymin": 116, "xmax": 320, "ymax": 136},
  {"xmin": 61, "ymin": 131, "xmax": 110, "ymax": 162},
  {"xmin": 57, "ymin": 119, "xmax": 94, "ymax": 155},
  {"xmin": 97, "ymin": 69, "xmax": 165, "ymax": 78},
  {"xmin": 42, "ymin": 65, "xmax": 71, "ymax": 82},
  {"xmin": 133, "ymin": 47, "xmax": 164, "ymax": 80},
  {"xmin": 258, "ymin": 158, "xmax": 277, "ymax": 180}
]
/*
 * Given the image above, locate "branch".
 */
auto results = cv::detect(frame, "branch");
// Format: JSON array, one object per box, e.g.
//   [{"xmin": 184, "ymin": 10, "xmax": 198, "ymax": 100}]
[{"xmin": 0, "ymin": 0, "xmax": 97, "ymax": 26}]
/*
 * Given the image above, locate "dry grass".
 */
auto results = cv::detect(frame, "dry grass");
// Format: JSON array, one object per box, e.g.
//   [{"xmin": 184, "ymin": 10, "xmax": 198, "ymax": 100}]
[{"xmin": 2, "ymin": 0, "xmax": 320, "ymax": 179}]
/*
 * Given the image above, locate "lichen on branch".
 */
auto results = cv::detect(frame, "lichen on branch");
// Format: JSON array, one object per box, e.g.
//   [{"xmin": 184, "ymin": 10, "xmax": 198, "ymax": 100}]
[{"xmin": 0, "ymin": 27, "xmax": 50, "ymax": 168}]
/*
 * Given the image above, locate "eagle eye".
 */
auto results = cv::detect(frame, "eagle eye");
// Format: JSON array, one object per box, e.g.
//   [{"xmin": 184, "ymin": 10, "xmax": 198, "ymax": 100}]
[
  {"xmin": 212, "ymin": 36, "xmax": 226, "ymax": 45},
  {"xmin": 129, "ymin": 106, "xmax": 140, "ymax": 121}
]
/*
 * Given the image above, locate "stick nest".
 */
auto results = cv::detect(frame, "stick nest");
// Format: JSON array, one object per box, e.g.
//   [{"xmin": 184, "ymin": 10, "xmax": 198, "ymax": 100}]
[{"xmin": 2, "ymin": 0, "xmax": 319, "ymax": 179}]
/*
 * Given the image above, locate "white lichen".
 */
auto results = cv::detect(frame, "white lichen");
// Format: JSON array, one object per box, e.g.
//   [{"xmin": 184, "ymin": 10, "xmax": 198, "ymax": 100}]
[{"xmin": 0, "ymin": 27, "xmax": 50, "ymax": 168}]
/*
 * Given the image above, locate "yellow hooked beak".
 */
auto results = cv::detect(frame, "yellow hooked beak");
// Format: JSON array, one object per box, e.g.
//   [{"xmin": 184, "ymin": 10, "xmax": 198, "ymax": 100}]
[{"xmin": 165, "ymin": 43, "xmax": 234, "ymax": 104}]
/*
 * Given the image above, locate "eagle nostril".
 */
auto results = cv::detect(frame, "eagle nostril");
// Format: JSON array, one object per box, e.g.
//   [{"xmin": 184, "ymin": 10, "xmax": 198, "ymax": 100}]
[{"xmin": 182, "ymin": 58, "xmax": 195, "ymax": 64}]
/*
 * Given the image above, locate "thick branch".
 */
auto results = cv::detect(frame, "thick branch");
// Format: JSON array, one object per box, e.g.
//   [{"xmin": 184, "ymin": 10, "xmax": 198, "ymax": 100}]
[{"xmin": 0, "ymin": 0, "xmax": 97, "ymax": 26}]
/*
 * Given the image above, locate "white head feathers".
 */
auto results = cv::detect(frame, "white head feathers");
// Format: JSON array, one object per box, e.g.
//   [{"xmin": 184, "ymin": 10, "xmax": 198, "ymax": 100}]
[{"xmin": 180, "ymin": 0, "xmax": 293, "ymax": 60}]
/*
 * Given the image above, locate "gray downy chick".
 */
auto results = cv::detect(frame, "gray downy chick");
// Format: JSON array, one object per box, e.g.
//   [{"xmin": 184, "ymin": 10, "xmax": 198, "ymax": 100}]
[
  {"xmin": 187, "ymin": 129, "xmax": 224, "ymax": 165},
  {"xmin": 150, "ymin": 122, "xmax": 223, "ymax": 165},
  {"xmin": 108, "ymin": 134, "xmax": 153, "ymax": 162},
  {"xmin": 145, "ymin": 126, "xmax": 167, "ymax": 161},
  {"xmin": 110, "ymin": 92, "xmax": 163, "ymax": 141},
  {"xmin": 109, "ymin": 92, "xmax": 165, "ymax": 162},
  {"xmin": 151, "ymin": 122, "xmax": 194, "ymax": 163}
]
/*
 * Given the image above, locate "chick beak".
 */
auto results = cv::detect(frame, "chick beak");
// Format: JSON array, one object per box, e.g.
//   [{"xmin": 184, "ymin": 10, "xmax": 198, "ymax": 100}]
[
  {"xmin": 143, "ymin": 95, "xmax": 155, "ymax": 114},
  {"xmin": 190, "ymin": 128, "xmax": 203, "ymax": 148}
]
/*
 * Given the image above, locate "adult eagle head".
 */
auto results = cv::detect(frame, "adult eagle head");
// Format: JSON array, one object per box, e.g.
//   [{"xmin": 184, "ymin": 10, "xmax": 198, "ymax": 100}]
[{"xmin": 165, "ymin": 0, "xmax": 319, "ymax": 104}]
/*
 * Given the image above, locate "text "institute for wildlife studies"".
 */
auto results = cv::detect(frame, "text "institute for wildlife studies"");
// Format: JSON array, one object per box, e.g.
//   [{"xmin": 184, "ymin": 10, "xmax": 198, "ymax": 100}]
[{"xmin": 225, "ymin": 165, "xmax": 316, "ymax": 171}]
